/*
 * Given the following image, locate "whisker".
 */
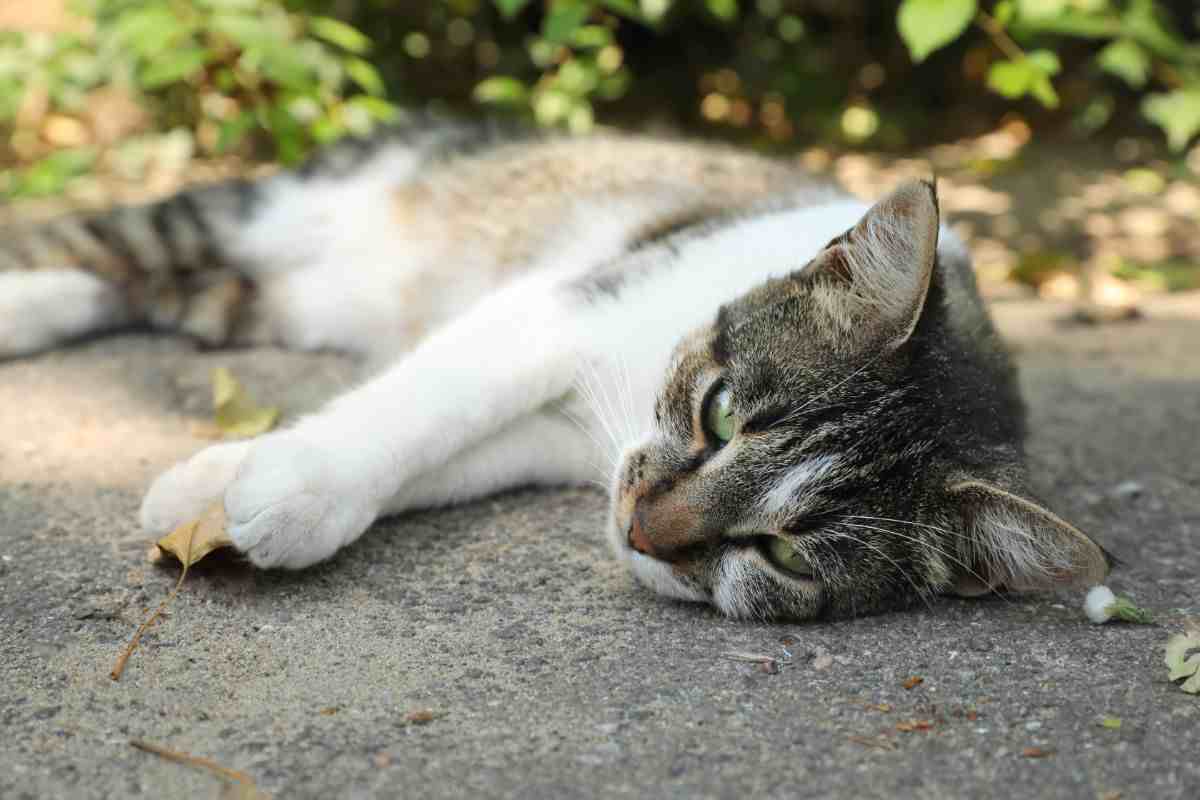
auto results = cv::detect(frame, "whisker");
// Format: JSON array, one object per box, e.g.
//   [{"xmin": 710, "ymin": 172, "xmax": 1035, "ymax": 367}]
[
  {"xmin": 573, "ymin": 358, "xmax": 623, "ymax": 462},
  {"xmin": 786, "ymin": 348, "xmax": 887, "ymax": 419},
  {"xmin": 559, "ymin": 405, "xmax": 618, "ymax": 477},
  {"xmin": 825, "ymin": 529, "xmax": 934, "ymax": 611},
  {"xmin": 838, "ymin": 520, "xmax": 1010, "ymax": 604}
]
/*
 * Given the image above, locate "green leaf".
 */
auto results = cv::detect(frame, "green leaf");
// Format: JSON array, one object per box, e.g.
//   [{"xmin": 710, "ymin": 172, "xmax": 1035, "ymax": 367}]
[
  {"xmin": 596, "ymin": 0, "xmax": 646, "ymax": 22},
  {"xmin": 344, "ymin": 94, "xmax": 398, "ymax": 123},
  {"xmin": 987, "ymin": 59, "xmax": 1035, "ymax": 98},
  {"xmin": 216, "ymin": 111, "xmax": 256, "ymax": 154},
  {"xmin": 1142, "ymin": 89, "xmax": 1200, "ymax": 152},
  {"xmin": 139, "ymin": 46, "xmax": 210, "ymax": 89},
  {"xmin": 1099, "ymin": 716, "xmax": 1122, "ymax": 730},
  {"xmin": 1015, "ymin": 0, "xmax": 1065, "ymax": 19},
  {"xmin": 897, "ymin": 0, "xmax": 977, "ymax": 63},
  {"xmin": 111, "ymin": 7, "xmax": 193, "ymax": 59},
  {"xmin": 543, "ymin": 1, "xmax": 591, "ymax": 44},
  {"xmin": 254, "ymin": 44, "xmax": 314, "ymax": 89},
  {"xmin": 1108, "ymin": 596, "xmax": 1153, "ymax": 624},
  {"xmin": 993, "ymin": 0, "xmax": 1015, "ymax": 26},
  {"xmin": 706, "ymin": 0, "xmax": 739, "ymax": 22},
  {"xmin": 570, "ymin": 25, "xmax": 613, "ymax": 49},
  {"xmin": 1098, "ymin": 39, "xmax": 1150, "ymax": 88},
  {"xmin": 197, "ymin": 0, "xmax": 260, "ymax": 9},
  {"xmin": 209, "ymin": 13, "xmax": 271, "ymax": 50},
  {"xmin": 1026, "ymin": 49, "xmax": 1060, "ymax": 75},
  {"xmin": 308, "ymin": 17, "xmax": 372, "ymax": 55},
  {"xmin": 473, "ymin": 76, "xmax": 529, "ymax": 105},
  {"xmin": 494, "ymin": 0, "xmax": 534, "ymax": 19},
  {"xmin": 1121, "ymin": 0, "xmax": 1185, "ymax": 60},
  {"xmin": 1009, "ymin": 11, "xmax": 1119, "ymax": 38},
  {"xmin": 345, "ymin": 57, "xmax": 385, "ymax": 96},
  {"xmin": 986, "ymin": 53, "xmax": 1059, "ymax": 108},
  {"xmin": 8, "ymin": 147, "xmax": 96, "ymax": 198}
]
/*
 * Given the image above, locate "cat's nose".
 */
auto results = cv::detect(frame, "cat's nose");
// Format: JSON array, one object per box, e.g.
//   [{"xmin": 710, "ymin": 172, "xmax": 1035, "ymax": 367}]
[{"xmin": 627, "ymin": 504, "xmax": 657, "ymax": 557}]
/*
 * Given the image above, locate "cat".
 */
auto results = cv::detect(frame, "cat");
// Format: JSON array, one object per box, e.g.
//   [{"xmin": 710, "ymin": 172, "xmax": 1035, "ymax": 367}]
[{"xmin": 0, "ymin": 116, "xmax": 1111, "ymax": 620}]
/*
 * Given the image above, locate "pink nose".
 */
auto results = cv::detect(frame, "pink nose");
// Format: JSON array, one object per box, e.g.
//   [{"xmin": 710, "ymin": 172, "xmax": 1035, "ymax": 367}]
[{"xmin": 628, "ymin": 505, "xmax": 657, "ymax": 557}]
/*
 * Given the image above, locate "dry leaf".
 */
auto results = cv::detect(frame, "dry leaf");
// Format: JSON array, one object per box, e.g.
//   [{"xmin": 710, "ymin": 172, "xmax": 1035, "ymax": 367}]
[
  {"xmin": 1164, "ymin": 632, "xmax": 1200, "ymax": 694},
  {"xmin": 155, "ymin": 502, "xmax": 232, "ymax": 567},
  {"xmin": 213, "ymin": 367, "xmax": 279, "ymax": 439},
  {"xmin": 402, "ymin": 709, "xmax": 444, "ymax": 725},
  {"xmin": 1021, "ymin": 746, "xmax": 1054, "ymax": 758},
  {"xmin": 848, "ymin": 735, "xmax": 897, "ymax": 751},
  {"xmin": 895, "ymin": 719, "xmax": 934, "ymax": 733},
  {"xmin": 319, "ymin": 707, "xmax": 339, "ymax": 716},
  {"xmin": 901, "ymin": 676, "xmax": 924, "ymax": 690}
]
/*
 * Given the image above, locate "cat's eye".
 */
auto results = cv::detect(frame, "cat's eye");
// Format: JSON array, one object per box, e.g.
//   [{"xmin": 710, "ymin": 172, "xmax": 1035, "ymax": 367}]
[
  {"xmin": 765, "ymin": 537, "xmax": 816, "ymax": 578},
  {"xmin": 703, "ymin": 384, "xmax": 735, "ymax": 444}
]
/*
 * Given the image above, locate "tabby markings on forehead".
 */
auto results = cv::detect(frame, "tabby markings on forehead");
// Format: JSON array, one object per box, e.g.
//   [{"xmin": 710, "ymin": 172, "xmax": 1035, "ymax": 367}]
[{"xmin": 758, "ymin": 455, "xmax": 842, "ymax": 516}]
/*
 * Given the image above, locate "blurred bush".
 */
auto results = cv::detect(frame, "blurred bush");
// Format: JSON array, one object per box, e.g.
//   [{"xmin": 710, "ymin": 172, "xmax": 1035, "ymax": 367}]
[{"xmin": 1, "ymin": 0, "xmax": 1198, "ymax": 197}]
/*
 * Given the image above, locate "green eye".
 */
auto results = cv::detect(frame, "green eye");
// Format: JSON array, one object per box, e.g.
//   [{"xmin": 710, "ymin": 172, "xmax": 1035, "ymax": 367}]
[
  {"xmin": 766, "ymin": 537, "xmax": 816, "ymax": 578},
  {"xmin": 703, "ymin": 384, "xmax": 735, "ymax": 444}
]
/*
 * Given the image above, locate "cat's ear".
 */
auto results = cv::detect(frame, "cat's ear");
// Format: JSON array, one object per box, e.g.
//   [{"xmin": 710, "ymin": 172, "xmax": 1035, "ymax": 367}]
[
  {"xmin": 802, "ymin": 179, "xmax": 939, "ymax": 349},
  {"xmin": 945, "ymin": 478, "xmax": 1113, "ymax": 597}
]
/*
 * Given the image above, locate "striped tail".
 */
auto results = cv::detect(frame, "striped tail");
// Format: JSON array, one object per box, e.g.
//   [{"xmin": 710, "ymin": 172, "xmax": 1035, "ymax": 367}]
[
  {"xmin": 0, "ymin": 177, "xmax": 261, "ymax": 359},
  {"xmin": 0, "ymin": 114, "xmax": 517, "ymax": 360}
]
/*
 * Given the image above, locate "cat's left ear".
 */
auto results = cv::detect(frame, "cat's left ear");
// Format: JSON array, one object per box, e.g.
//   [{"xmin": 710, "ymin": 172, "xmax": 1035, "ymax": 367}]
[
  {"xmin": 803, "ymin": 179, "xmax": 939, "ymax": 350},
  {"xmin": 945, "ymin": 478, "xmax": 1113, "ymax": 597}
]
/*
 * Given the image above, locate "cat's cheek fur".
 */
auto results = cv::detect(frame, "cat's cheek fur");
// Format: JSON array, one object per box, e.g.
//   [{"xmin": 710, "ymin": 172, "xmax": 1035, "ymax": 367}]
[
  {"xmin": 713, "ymin": 550, "xmax": 824, "ymax": 621},
  {"xmin": 624, "ymin": 553, "xmax": 709, "ymax": 603}
]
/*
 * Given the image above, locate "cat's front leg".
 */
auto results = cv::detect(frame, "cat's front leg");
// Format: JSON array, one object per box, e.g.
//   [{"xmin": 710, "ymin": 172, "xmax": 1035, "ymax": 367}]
[{"xmin": 142, "ymin": 282, "xmax": 586, "ymax": 567}]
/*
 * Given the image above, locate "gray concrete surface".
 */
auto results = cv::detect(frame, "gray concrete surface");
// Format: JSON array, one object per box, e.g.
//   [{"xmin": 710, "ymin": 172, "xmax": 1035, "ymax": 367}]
[{"xmin": 1, "ymin": 294, "xmax": 1198, "ymax": 799}]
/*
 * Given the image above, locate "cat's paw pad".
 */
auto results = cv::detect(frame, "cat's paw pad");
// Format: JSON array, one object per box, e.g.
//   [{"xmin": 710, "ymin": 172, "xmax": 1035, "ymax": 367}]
[
  {"xmin": 224, "ymin": 435, "xmax": 378, "ymax": 569},
  {"xmin": 140, "ymin": 441, "xmax": 253, "ymax": 536}
]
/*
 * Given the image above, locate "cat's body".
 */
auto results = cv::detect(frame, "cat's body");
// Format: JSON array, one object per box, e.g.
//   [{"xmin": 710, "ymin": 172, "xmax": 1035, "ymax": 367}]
[{"xmin": 0, "ymin": 118, "xmax": 1110, "ymax": 620}]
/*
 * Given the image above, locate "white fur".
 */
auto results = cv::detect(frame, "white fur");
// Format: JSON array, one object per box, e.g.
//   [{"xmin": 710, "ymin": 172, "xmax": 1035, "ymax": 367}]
[
  {"xmin": 758, "ymin": 455, "xmax": 842, "ymax": 516},
  {"xmin": 625, "ymin": 553, "xmax": 708, "ymax": 603},
  {"xmin": 0, "ymin": 269, "xmax": 127, "ymax": 358}
]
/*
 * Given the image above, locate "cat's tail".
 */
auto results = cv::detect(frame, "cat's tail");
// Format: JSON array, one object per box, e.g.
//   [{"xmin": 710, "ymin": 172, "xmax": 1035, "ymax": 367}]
[
  {"xmin": 0, "ymin": 115, "xmax": 517, "ymax": 359},
  {"xmin": 0, "ymin": 176, "xmax": 268, "ymax": 358}
]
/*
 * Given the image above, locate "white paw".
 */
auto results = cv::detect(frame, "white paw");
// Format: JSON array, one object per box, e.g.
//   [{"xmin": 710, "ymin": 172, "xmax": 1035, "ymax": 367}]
[
  {"xmin": 0, "ymin": 269, "xmax": 125, "ymax": 359},
  {"xmin": 140, "ymin": 441, "xmax": 253, "ymax": 535},
  {"xmin": 223, "ymin": 435, "xmax": 381, "ymax": 569}
]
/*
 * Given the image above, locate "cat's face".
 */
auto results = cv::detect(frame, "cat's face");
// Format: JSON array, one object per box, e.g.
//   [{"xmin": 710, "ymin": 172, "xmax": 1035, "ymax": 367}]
[{"xmin": 608, "ymin": 181, "xmax": 1110, "ymax": 620}]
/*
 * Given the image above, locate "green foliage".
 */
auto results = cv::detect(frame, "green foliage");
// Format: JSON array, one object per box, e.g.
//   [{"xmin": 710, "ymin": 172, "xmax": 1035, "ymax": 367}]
[
  {"xmin": 897, "ymin": 0, "xmax": 978, "ymax": 63},
  {"xmin": 0, "ymin": 0, "xmax": 395, "ymax": 195},
  {"xmin": 896, "ymin": 0, "xmax": 1200, "ymax": 150},
  {"xmin": 2, "ymin": 0, "xmax": 1199, "ymax": 199}
]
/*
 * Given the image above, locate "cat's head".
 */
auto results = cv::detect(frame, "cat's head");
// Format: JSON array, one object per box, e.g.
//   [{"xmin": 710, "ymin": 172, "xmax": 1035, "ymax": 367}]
[{"xmin": 608, "ymin": 180, "xmax": 1111, "ymax": 620}]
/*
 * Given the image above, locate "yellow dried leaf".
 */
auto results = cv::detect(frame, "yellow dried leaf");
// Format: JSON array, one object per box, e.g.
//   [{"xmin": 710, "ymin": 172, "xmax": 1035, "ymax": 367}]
[
  {"xmin": 213, "ymin": 367, "xmax": 279, "ymax": 439},
  {"xmin": 155, "ymin": 502, "xmax": 232, "ymax": 567}
]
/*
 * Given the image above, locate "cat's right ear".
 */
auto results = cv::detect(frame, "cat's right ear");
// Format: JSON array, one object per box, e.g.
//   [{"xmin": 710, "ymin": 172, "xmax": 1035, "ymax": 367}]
[
  {"xmin": 799, "ymin": 180, "xmax": 939, "ymax": 350},
  {"xmin": 944, "ymin": 478, "xmax": 1113, "ymax": 597}
]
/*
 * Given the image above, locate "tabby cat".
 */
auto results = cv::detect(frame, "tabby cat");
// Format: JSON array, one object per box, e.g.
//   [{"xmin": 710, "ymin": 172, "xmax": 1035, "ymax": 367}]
[{"xmin": 0, "ymin": 118, "xmax": 1111, "ymax": 620}]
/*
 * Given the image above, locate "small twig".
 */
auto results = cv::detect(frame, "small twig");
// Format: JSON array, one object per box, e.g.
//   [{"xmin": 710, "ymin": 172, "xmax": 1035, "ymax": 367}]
[
  {"xmin": 848, "ymin": 735, "xmax": 897, "ymax": 751},
  {"xmin": 720, "ymin": 651, "xmax": 790, "ymax": 665},
  {"xmin": 976, "ymin": 10, "xmax": 1025, "ymax": 62},
  {"xmin": 110, "ymin": 527, "xmax": 194, "ymax": 681},
  {"xmin": 130, "ymin": 738, "xmax": 257, "ymax": 787}
]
